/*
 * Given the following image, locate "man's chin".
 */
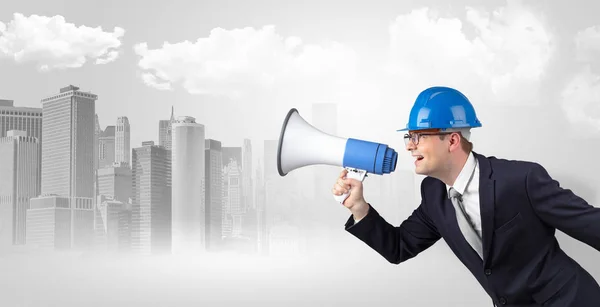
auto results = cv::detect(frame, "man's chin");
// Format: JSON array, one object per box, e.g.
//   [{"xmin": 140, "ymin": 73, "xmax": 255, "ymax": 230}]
[{"xmin": 414, "ymin": 165, "xmax": 430, "ymax": 176}]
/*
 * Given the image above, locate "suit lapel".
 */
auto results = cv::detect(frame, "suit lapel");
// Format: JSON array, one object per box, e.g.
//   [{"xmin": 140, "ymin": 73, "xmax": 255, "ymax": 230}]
[{"xmin": 473, "ymin": 151, "xmax": 496, "ymax": 266}]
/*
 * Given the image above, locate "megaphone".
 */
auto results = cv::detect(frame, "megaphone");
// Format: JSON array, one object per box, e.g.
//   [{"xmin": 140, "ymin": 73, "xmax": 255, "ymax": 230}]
[{"xmin": 277, "ymin": 108, "xmax": 398, "ymax": 203}]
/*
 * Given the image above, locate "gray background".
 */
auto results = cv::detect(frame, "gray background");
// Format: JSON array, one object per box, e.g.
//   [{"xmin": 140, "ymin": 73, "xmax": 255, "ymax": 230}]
[{"xmin": 1, "ymin": 0, "xmax": 599, "ymax": 306}]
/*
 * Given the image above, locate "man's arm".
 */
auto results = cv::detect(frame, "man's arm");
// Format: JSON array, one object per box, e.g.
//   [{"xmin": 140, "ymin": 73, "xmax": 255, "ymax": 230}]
[
  {"xmin": 526, "ymin": 162, "xmax": 600, "ymax": 251},
  {"xmin": 345, "ymin": 182, "xmax": 441, "ymax": 264}
]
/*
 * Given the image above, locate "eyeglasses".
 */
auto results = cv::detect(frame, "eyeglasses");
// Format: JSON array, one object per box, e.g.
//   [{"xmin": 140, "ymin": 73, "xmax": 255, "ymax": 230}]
[{"xmin": 403, "ymin": 132, "xmax": 453, "ymax": 146}]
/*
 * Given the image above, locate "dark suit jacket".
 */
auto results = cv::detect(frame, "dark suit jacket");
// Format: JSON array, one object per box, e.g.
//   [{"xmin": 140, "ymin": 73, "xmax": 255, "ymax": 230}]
[{"xmin": 345, "ymin": 151, "xmax": 600, "ymax": 306}]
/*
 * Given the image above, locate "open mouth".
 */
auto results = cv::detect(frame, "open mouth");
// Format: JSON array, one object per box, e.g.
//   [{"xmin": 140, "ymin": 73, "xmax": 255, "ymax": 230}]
[{"xmin": 414, "ymin": 155, "xmax": 424, "ymax": 164}]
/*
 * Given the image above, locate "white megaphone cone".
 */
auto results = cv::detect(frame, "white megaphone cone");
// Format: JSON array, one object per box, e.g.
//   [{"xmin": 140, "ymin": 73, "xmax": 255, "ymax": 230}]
[{"xmin": 277, "ymin": 108, "xmax": 398, "ymax": 204}]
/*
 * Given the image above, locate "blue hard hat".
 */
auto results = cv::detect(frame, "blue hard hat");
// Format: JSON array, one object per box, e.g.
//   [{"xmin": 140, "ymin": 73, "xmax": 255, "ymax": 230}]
[{"xmin": 397, "ymin": 86, "xmax": 482, "ymax": 132}]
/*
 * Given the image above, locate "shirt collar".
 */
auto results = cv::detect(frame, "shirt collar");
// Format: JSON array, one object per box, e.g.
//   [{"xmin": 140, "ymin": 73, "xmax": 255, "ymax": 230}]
[{"xmin": 446, "ymin": 151, "xmax": 476, "ymax": 197}]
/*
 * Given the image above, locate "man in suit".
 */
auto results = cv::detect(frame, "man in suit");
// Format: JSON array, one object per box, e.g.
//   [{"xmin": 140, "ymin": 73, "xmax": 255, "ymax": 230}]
[{"xmin": 332, "ymin": 86, "xmax": 600, "ymax": 306}]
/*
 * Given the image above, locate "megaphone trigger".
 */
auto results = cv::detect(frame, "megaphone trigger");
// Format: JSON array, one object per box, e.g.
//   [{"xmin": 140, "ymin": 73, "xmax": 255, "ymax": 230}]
[{"xmin": 333, "ymin": 167, "xmax": 367, "ymax": 204}]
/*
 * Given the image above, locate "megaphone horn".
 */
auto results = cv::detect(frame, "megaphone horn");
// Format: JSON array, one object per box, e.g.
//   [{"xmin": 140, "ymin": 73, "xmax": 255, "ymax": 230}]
[{"xmin": 277, "ymin": 108, "xmax": 398, "ymax": 203}]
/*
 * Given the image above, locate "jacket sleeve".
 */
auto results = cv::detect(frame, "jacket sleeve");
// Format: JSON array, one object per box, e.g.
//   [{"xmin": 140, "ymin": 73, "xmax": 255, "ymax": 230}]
[
  {"xmin": 526, "ymin": 162, "xmax": 600, "ymax": 251},
  {"xmin": 345, "ymin": 182, "xmax": 441, "ymax": 264}
]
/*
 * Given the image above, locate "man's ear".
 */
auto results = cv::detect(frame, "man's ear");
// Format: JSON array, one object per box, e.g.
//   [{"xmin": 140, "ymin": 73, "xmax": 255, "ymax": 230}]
[{"xmin": 449, "ymin": 133, "xmax": 461, "ymax": 151}]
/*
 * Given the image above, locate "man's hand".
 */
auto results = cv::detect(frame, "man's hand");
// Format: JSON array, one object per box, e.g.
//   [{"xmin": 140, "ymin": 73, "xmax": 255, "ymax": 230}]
[{"xmin": 332, "ymin": 168, "xmax": 369, "ymax": 220}]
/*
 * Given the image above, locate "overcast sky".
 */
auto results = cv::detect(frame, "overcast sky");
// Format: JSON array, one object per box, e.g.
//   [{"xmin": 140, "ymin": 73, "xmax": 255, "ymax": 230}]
[{"xmin": 1, "ymin": 0, "xmax": 599, "ymax": 158}]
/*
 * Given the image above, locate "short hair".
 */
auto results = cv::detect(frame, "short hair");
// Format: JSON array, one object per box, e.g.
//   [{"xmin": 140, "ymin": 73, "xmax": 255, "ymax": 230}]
[{"xmin": 439, "ymin": 132, "xmax": 473, "ymax": 153}]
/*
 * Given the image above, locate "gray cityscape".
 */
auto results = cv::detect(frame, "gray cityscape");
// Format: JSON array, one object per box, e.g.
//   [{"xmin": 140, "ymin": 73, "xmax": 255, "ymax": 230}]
[
  {"xmin": 1, "ymin": 0, "xmax": 600, "ymax": 306},
  {"xmin": 0, "ymin": 86, "xmax": 314, "ymax": 256}
]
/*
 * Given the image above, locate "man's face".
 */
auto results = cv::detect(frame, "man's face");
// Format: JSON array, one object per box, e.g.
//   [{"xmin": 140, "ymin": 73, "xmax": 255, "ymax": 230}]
[{"xmin": 405, "ymin": 129, "xmax": 449, "ymax": 176}]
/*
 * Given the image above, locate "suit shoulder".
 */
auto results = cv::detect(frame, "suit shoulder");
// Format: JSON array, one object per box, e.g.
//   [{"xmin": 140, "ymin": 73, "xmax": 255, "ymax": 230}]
[
  {"xmin": 421, "ymin": 175, "xmax": 442, "ymax": 187},
  {"xmin": 420, "ymin": 176, "xmax": 445, "ymax": 197},
  {"xmin": 478, "ymin": 153, "xmax": 540, "ymax": 175}
]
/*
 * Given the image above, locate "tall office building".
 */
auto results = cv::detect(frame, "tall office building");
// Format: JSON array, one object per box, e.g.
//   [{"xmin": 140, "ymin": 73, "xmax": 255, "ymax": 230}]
[
  {"xmin": 222, "ymin": 145, "xmax": 244, "ymax": 237},
  {"xmin": 223, "ymin": 160, "xmax": 242, "ymax": 238},
  {"xmin": 241, "ymin": 138, "xmax": 257, "ymax": 252},
  {"xmin": 118, "ymin": 201, "xmax": 133, "ymax": 253},
  {"xmin": 115, "ymin": 117, "xmax": 130, "ymax": 166},
  {"xmin": 27, "ymin": 196, "xmax": 94, "ymax": 249},
  {"xmin": 205, "ymin": 139, "xmax": 223, "ymax": 251},
  {"xmin": 159, "ymin": 106, "xmax": 175, "ymax": 150},
  {"xmin": 40, "ymin": 85, "xmax": 96, "ymax": 198},
  {"xmin": 94, "ymin": 195, "xmax": 128, "ymax": 252},
  {"xmin": 0, "ymin": 130, "xmax": 39, "ymax": 246},
  {"xmin": 0, "ymin": 99, "xmax": 43, "ymax": 194},
  {"xmin": 97, "ymin": 164, "xmax": 132, "ymax": 202},
  {"xmin": 27, "ymin": 85, "xmax": 97, "ymax": 250},
  {"xmin": 263, "ymin": 140, "xmax": 278, "ymax": 181},
  {"xmin": 261, "ymin": 140, "xmax": 281, "ymax": 256},
  {"xmin": 131, "ymin": 143, "xmax": 171, "ymax": 255},
  {"xmin": 98, "ymin": 126, "xmax": 115, "ymax": 168},
  {"xmin": 171, "ymin": 116, "xmax": 205, "ymax": 254},
  {"xmin": 94, "ymin": 114, "xmax": 101, "ymax": 170},
  {"xmin": 222, "ymin": 147, "xmax": 242, "ymax": 169},
  {"xmin": 0, "ymin": 100, "xmax": 42, "ymax": 140},
  {"xmin": 242, "ymin": 139, "xmax": 253, "ymax": 211}
]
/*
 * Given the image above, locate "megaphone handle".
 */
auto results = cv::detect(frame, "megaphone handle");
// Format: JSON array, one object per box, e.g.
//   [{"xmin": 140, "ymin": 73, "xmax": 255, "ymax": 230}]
[{"xmin": 333, "ymin": 167, "xmax": 368, "ymax": 204}]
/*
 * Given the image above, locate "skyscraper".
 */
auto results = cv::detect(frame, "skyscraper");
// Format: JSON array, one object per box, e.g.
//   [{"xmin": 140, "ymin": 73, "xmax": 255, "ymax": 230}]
[
  {"xmin": 261, "ymin": 140, "xmax": 279, "ymax": 255},
  {"xmin": 223, "ymin": 160, "xmax": 242, "ymax": 238},
  {"xmin": 0, "ymin": 100, "xmax": 42, "ymax": 140},
  {"xmin": 97, "ymin": 164, "xmax": 132, "ymax": 202},
  {"xmin": 27, "ymin": 196, "xmax": 94, "ymax": 250},
  {"xmin": 171, "ymin": 116, "xmax": 205, "ymax": 254},
  {"xmin": 205, "ymin": 139, "xmax": 223, "ymax": 252},
  {"xmin": 27, "ymin": 85, "xmax": 96, "ymax": 250},
  {"xmin": 0, "ymin": 130, "xmax": 39, "ymax": 246},
  {"xmin": 94, "ymin": 195, "xmax": 128, "ymax": 253},
  {"xmin": 115, "ymin": 117, "xmax": 130, "ymax": 166},
  {"xmin": 242, "ymin": 139, "xmax": 253, "ymax": 211},
  {"xmin": 131, "ymin": 143, "xmax": 171, "ymax": 255},
  {"xmin": 40, "ymin": 85, "xmax": 96, "ymax": 197},
  {"xmin": 95, "ymin": 114, "xmax": 101, "ymax": 170},
  {"xmin": 159, "ymin": 106, "xmax": 175, "ymax": 150},
  {"xmin": 241, "ymin": 138, "xmax": 258, "ymax": 253},
  {"xmin": 98, "ymin": 126, "xmax": 116, "ymax": 168},
  {"xmin": 0, "ymin": 99, "xmax": 43, "ymax": 194},
  {"xmin": 222, "ymin": 147, "xmax": 242, "ymax": 169}
]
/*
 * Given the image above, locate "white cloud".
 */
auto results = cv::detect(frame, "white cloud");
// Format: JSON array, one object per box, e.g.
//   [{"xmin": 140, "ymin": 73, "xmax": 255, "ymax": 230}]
[
  {"xmin": 141, "ymin": 72, "xmax": 172, "ymax": 91},
  {"xmin": 133, "ymin": 25, "xmax": 358, "ymax": 100},
  {"xmin": 385, "ymin": 0, "xmax": 555, "ymax": 106},
  {"xmin": 574, "ymin": 25, "xmax": 600, "ymax": 62},
  {"xmin": 560, "ymin": 67, "xmax": 600, "ymax": 133},
  {"xmin": 0, "ymin": 13, "xmax": 124, "ymax": 71},
  {"xmin": 560, "ymin": 25, "xmax": 600, "ymax": 134}
]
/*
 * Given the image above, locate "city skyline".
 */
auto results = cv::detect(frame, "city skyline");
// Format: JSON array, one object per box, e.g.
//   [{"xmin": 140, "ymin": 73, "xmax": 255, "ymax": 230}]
[{"xmin": 0, "ymin": 84, "xmax": 328, "ymax": 257}]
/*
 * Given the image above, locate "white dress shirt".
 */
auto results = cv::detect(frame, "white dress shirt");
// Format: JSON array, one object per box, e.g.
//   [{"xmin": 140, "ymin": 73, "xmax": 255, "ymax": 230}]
[{"xmin": 446, "ymin": 152, "xmax": 482, "ymax": 237}]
